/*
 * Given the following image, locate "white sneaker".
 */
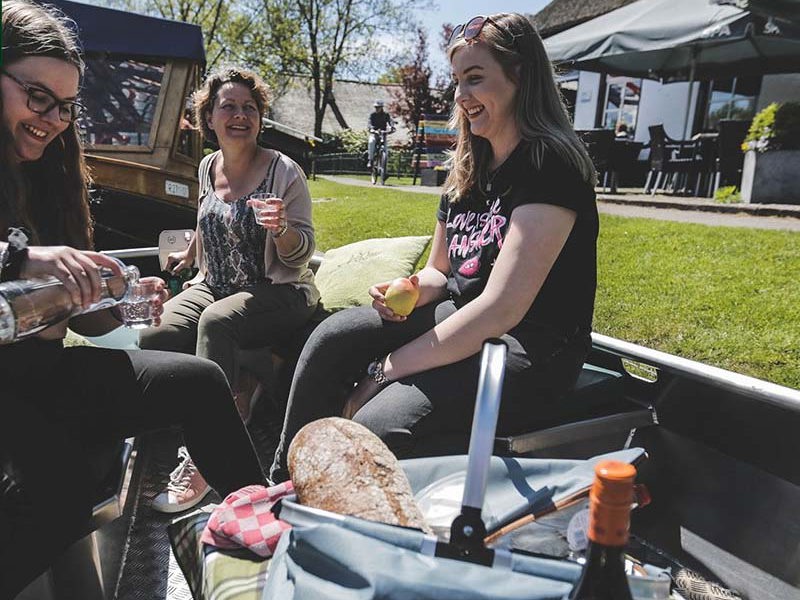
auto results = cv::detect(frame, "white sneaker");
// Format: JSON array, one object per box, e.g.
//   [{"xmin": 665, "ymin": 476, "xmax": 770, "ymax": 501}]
[{"xmin": 152, "ymin": 447, "xmax": 211, "ymax": 514}]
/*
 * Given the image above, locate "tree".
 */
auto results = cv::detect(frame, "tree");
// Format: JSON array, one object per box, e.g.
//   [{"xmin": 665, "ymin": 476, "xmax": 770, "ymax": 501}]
[
  {"xmin": 388, "ymin": 27, "xmax": 448, "ymax": 143},
  {"xmin": 257, "ymin": 0, "xmax": 431, "ymax": 138},
  {"xmin": 116, "ymin": 0, "xmax": 297, "ymax": 94},
  {"xmin": 116, "ymin": 0, "xmax": 431, "ymax": 136}
]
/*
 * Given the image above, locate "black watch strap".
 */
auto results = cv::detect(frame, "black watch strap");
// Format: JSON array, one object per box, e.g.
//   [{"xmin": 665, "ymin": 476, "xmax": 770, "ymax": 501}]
[
  {"xmin": 368, "ymin": 357, "xmax": 390, "ymax": 387},
  {"xmin": 1, "ymin": 228, "xmax": 30, "ymax": 282}
]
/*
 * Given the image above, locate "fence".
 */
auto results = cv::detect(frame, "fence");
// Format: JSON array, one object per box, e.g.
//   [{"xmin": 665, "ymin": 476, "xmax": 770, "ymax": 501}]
[
  {"xmin": 415, "ymin": 115, "xmax": 456, "ymax": 170},
  {"xmin": 314, "ymin": 150, "xmax": 418, "ymax": 179}
]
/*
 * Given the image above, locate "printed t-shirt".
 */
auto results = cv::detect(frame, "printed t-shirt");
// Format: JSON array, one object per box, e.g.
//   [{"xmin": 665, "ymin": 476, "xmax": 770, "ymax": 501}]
[{"xmin": 437, "ymin": 142, "xmax": 598, "ymax": 337}]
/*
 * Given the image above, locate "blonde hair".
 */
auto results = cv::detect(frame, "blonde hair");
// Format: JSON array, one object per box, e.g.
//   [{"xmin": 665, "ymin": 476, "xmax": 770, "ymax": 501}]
[
  {"xmin": 192, "ymin": 67, "xmax": 271, "ymax": 143},
  {"xmin": 444, "ymin": 13, "xmax": 596, "ymax": 202}
]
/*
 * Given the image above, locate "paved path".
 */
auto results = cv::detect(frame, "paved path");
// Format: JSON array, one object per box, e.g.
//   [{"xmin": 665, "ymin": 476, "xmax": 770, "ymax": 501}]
[{"xmin": 318, "ymin": 175, "xmax": 800, "ymax": 232}]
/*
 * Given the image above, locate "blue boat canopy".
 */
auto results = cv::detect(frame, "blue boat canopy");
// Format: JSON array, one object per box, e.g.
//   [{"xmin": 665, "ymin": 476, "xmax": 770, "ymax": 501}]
[{"xmin": 46, "ymin": 0, "xmax": 205, "ymax": 64}]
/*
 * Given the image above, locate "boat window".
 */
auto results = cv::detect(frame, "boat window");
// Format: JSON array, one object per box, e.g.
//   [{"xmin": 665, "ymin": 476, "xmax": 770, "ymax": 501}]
[
  {"xmin": 176, "ymin": 68, "xmax": 201, "ymax": 161},
  {"xmin": 80, "ymin": 58, "xmax": 166, "ymax": 148}
]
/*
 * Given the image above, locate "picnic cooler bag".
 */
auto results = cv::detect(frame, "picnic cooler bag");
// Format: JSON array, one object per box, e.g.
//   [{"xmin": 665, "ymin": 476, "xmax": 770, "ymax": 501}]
[{"xmin": 264, "ymin": 339, "xmax": 647, "ymax": 600}]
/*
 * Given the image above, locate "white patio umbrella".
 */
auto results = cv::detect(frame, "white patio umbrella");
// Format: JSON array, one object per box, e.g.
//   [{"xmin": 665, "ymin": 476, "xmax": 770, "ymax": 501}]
[
  {"xmin": 544, "ymin": 0, "xmax": 800, "ymax": 138},
  {"xmin": 727, "ymin": 0, "xmax": 800, "ymax": 24}
]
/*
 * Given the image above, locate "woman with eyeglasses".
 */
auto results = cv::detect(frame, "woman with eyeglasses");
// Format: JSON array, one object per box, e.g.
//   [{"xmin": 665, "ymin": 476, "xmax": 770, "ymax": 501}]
[
  {"xmin": 269, "ymin": 13, "xmax": 597, "ymax": 481},
  {"xmin": 0, "ymin": 1, "xmax": 265, "ymax": 594}
]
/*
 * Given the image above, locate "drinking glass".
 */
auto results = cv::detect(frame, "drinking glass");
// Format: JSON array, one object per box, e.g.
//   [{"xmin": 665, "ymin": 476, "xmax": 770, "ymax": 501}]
[
  {"xmin": 119, "ymin": 280, "xmax": 160, "ymax": 329},
  {"xmin": 249, "ymin": 192, "xmax": 280, "ymax": 226}
]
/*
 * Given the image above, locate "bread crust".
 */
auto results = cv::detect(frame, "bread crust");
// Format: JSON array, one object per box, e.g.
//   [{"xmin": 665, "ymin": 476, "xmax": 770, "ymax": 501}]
[{"xmin": 288, "ymin": 417, "xmax": 429, "ymax": 531}]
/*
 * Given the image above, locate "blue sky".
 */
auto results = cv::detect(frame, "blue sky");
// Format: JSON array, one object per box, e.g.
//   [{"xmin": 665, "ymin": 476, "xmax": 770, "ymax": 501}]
[{"xmin": 416, "ymin": 0, "xmax": 550, "ymax": 76}]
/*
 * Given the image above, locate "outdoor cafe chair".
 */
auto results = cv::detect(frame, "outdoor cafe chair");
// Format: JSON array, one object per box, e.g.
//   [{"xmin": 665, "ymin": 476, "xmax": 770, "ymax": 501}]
[
  {"xmin": 576, "ymin": 129, "xmax": 615, "ymax": 191},
  {"xmin": 644, "ymin": 124, "xmax": 701, "ymax": 196}
]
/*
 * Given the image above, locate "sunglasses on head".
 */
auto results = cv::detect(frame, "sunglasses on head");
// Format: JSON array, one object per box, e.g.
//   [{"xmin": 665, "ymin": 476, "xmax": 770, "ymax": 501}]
[
  {"xmin": 447, "ymin": 15, "xmax": 529, "ymax": 50},
  {"xmin": 0, "ymin": 68, "xmax": 85, "ymax": 123}
]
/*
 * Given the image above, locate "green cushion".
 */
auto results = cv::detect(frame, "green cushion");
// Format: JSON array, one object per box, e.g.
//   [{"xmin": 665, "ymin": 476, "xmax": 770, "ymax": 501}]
[
  {"xmin": 314, "ymin": 236, "xmax": 431, "ymax": 312},
  {"xmin": 64, "ymin": 329, "xmax": 96, "ymax": 348}
]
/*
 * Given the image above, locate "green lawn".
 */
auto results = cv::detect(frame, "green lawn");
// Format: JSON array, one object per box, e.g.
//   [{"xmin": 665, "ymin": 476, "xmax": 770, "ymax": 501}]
[{"xmin": 308, "ymin": 179, "xmax": 800, "ymax": 389}]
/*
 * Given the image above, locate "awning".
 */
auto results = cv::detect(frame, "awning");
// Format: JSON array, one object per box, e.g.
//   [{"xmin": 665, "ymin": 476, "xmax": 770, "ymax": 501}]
[
  {"xmin": 544, "ymin": 0, "xmax": 800, "ymax": 81},
  {"xmin": 47, "ymin": 0, "xmax": 205, "ymax": 64}
]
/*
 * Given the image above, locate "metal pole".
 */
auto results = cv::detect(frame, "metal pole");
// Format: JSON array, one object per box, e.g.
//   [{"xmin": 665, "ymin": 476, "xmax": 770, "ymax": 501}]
[{"xmin": 681, "ymin": 50, "xmax": 697, "ymax": 142}]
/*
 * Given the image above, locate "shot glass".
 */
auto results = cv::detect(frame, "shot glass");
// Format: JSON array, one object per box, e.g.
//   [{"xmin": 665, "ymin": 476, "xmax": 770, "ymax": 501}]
[
  {"xmin": 249, "ymin": 192, "xmax": 281, "ymax": 226},
  {"xmin": 119, "ymin": 280, "xmax": 160, "ymax": 329}
]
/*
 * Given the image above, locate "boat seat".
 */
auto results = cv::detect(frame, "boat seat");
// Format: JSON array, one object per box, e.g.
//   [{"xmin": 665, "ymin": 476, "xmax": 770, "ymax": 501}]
[
  {"xmin": 495, "ymin": 363, "xmax": 657, "ymax": 456},
  {"xmin": 7, "ymin": 439, "xmax": 132, "ymax": 600}
]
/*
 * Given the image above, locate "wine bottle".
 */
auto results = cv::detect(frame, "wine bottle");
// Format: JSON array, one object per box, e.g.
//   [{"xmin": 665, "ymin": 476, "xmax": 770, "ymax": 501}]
[
  {"xmin": 0, "ymin": 263, "xmax": 140, "ymax": 344},
  {"xmin": 569, "ymin": 460, "xmax": 636, "ymax": 600}
]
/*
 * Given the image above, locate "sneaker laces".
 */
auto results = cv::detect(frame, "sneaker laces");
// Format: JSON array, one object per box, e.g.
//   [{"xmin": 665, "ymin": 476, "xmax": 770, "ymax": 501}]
[{"xmin": 166, "ymin": 447, "xmax": 199, "ymax": 494}]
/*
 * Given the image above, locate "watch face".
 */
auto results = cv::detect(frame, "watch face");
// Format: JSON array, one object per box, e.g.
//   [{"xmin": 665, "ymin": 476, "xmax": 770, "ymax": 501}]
[{"xmin": 367, "ymin": 360, "xmax": 378, "ymax": 377}]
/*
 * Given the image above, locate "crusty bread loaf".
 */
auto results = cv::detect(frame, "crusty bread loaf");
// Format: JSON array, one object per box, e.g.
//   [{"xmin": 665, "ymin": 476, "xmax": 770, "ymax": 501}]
[{"xmin": 288, "ymin": 417, "xmax": 430, "ymax": 532}]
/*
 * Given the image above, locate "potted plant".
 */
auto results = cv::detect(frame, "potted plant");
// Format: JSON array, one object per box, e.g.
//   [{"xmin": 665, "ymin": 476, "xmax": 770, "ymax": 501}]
[{"xmin": 740, "ymin": 102, "xmax": 800, "ymax": 204}]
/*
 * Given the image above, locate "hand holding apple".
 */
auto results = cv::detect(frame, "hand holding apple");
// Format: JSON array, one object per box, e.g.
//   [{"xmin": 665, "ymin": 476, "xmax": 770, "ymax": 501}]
[
  {"xmin": 384, "ymin": 276, "xmax": 420, "ymax": 317},
  {"xmin": 369, "ymin": 275, "xmax": 420, "ymax": 321}
]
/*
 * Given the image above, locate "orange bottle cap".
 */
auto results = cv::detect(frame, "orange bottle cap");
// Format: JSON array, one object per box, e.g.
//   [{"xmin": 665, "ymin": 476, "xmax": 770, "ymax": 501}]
[{"xmin": 588, "ymin": 460, "xmax": 637, "ymax": 547}]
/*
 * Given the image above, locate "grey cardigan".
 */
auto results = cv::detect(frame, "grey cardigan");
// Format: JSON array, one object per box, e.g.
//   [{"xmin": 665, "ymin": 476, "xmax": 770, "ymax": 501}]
[{"xmin": 194, "ymin": 149, "xmax": 320, "ymax": 306}]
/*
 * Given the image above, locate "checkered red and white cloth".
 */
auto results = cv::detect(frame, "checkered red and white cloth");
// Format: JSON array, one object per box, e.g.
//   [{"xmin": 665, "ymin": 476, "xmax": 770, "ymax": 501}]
[{"xmin": 200, "ymin": 481, "xmax": 294, "ymax": 558}]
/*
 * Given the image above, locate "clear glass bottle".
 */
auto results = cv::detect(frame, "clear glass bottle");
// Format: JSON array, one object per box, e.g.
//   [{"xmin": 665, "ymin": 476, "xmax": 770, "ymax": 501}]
[
  {"xmin": 0, "ymin": 263, "xmax": 140, "ymax": 344},
  {"xmin": 569, "ymin": 460, "xmax": 636, "ymax": 600}
]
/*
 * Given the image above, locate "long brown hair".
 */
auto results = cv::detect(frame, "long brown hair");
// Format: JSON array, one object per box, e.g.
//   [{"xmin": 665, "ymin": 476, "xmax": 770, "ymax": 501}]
[
  {"xmin": 444, "ymin": 13, "xmax": 596, "ymax": 202},
  {"xmin": 0, "ymin": 0, "xmax": 92, "ymax": 249}
]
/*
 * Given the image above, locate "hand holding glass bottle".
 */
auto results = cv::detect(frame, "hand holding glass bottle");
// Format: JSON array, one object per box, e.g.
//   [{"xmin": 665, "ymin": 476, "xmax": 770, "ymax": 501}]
[
  {"xmin": 0, "ymin": 251, "xmax": 170, "ymax": 343},
  {"xmin": 18, "ymin": 245, "xmax": 127, "ymax": 310}
]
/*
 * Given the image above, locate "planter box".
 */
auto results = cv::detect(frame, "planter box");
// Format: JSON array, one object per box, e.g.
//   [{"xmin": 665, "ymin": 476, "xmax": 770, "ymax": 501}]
[
  {"xmin": 741, "ymin": 150, "xmax": 800, "ymax": 204},
  {"xmin": 421, "ymin": 168, "xmax": 447, "ymax": 186}
]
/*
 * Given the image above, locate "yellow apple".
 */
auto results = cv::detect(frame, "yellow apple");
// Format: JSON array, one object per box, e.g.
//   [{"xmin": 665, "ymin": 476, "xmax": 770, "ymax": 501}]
[{"xmin": 384, "ymin": 277, "xmax": 420, "ymax": 317}]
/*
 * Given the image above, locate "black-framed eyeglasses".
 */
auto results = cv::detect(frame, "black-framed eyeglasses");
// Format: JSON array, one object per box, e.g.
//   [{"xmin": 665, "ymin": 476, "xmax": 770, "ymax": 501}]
[
  {"xmin": 0, "ymin": 68, "xmax": 85, "ymax": 123},
  {"xmin": 447, "ymin": 15, "xmax": 527, "ymax": 50}
]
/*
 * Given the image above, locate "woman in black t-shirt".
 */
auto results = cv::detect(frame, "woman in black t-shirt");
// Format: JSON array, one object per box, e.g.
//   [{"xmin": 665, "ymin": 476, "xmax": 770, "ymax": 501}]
[{"xmin": 270, "ymin": 13, "xmax": 598, "ymax": 481}]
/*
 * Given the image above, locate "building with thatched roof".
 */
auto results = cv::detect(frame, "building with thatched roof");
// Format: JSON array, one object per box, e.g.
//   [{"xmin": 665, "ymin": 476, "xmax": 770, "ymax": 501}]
[
  {"xmin": 269, "ymin": 77, "xmax": 412, "ymax": 144},
  {"xmin": 532, "ymin": 0, "xmax": 639, "ymax": 38}
]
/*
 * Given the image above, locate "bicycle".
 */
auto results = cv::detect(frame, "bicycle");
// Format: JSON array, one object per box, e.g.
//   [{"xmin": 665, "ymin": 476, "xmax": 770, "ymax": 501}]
[{"xmin": 369, "ymin": 128, "xmax": 393, "ymax": 185}]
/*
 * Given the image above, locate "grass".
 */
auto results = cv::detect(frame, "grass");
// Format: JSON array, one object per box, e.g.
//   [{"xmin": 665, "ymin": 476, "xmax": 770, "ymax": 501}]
[{"xmin": 308, "ymin": 179, "xmax": 800, "ymax": 389}]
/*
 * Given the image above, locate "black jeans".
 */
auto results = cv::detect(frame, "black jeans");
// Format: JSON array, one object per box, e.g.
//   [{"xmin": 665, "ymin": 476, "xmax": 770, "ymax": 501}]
[
  {"xmin": 0, "ymin": 339, "xmax": 265, "ymax": 599},
  {"xmin": 270, "ymin": 300, "xmax": 590, "ymax": 481}
]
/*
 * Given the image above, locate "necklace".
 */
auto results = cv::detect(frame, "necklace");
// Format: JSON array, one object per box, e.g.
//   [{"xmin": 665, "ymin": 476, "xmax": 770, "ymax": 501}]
[{"xmin": 483, "ymin": 167, "xmax": 500, "ymax": 193}]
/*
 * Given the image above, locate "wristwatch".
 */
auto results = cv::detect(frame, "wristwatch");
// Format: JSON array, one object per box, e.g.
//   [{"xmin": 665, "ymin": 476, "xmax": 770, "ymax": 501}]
[
  {"xmin": 273, "ymin": 222, "xmax": 289, "ymax": 238},
  {"xmin": 367, "ymin": 357, "xmax": 390, "ymax": 387},
  {"xmin": 1, "ymin": 227, "xmax": 30, "ymax": 282}
]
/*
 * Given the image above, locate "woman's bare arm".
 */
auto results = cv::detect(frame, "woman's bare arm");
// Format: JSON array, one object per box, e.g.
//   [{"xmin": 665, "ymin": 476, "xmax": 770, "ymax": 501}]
[{"xmin": 382, "ymin": 203, "xmax": 577, "ymax": 381}]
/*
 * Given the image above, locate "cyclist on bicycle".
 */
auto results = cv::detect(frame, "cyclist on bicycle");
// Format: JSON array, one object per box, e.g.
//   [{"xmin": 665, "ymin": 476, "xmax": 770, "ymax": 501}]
[{"xmin": 367, "ymin": 100, "xmax": 395, "ymax": 169}]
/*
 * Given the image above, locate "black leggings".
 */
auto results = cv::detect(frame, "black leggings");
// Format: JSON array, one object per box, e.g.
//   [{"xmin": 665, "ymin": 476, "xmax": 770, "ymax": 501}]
[
  {"xmin": 270, "ymin": 300, "xmax": 590, "ymax": 481},
  {"xmin": 0, "ymin": 339, "xmax": 265, "ymax": 599}
]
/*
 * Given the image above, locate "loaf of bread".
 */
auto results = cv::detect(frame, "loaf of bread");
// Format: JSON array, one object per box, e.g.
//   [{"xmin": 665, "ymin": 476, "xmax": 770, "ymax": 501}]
[{"xmin": 288, "ymin": 417, "xmax": 430, "ymax": 532}]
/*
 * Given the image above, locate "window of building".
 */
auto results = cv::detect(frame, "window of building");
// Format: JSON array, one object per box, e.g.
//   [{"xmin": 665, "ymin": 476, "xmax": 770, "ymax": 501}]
[
  {"xmin": 557, "ymin": 70, "xmax": 579, "ymax": 123},
  {"xmin": 80, "ymin": 58, "xmax": 165, "ymax": 147},
  {"xmin": 705, "ymin": 76, "xmax": 761, "ymax": 129},
  {"xmin": 601, "ymin": 76, "xmax": 641, "ymax": 136}
]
